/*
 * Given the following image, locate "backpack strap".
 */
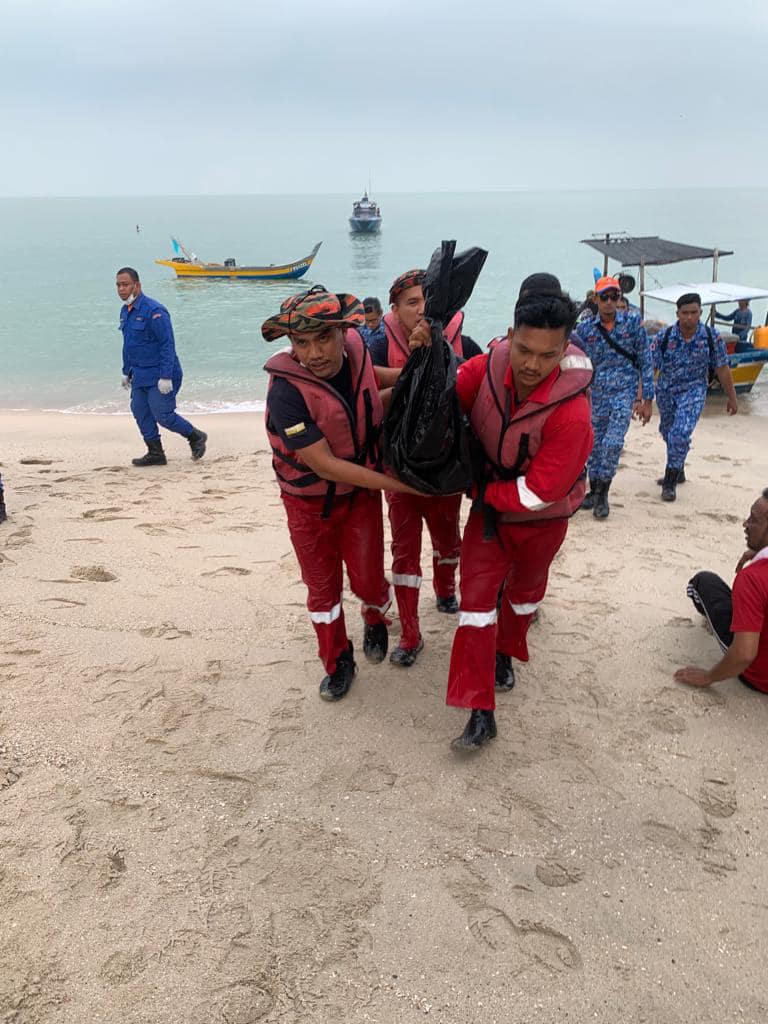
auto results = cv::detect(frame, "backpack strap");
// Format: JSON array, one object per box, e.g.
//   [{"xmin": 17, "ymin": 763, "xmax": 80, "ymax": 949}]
[{"xmin": 596, "ymin": 322, "xmax": 639, "ymax": 369}]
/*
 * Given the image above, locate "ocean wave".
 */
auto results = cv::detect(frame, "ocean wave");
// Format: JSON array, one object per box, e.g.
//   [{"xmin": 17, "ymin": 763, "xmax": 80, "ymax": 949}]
[{"xmin": 45, "ymin": 398, "xmax": 267, "ymax": 416}]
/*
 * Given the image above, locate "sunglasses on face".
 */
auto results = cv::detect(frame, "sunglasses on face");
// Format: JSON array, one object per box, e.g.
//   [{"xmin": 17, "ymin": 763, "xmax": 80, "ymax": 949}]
[{"xmin": 598, "ymin": 291, "xmax": 620, "ymax": 301}]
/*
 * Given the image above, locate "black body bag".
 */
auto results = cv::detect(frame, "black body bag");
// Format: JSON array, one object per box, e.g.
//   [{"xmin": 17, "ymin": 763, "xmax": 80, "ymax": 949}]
[{"xmin": 382, "ymin": 240, "xmax": 488, "ymax": 495}]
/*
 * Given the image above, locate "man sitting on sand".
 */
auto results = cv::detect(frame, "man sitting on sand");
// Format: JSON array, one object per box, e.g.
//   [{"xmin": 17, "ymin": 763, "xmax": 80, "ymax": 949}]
[
  {"xmin": 675, "ymin": 489, "xmax": 768, "ymax": 694},
  {"xmin": 262, "ymin": 286, "xmax": 417, "ymax": 702}
]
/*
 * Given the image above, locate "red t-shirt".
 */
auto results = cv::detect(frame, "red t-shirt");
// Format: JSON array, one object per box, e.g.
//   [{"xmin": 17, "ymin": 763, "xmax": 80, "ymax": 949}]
[
  {"xmin": 456, "ymin": 353, "xmax": 593, "ymax": 516},
  {"xmin": 731, "ymin": 556, "xmax": 768, "ymax": 691}
]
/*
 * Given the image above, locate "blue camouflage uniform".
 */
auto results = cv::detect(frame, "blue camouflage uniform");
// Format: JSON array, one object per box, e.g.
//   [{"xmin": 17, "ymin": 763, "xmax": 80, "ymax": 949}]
[
  {"xmin": 359, "ymin": 320, "xmax": 386, "ymax": 349},
  {"xmin": 653, "ymin": 322, "xmax": 728, "ymax": 470},
  {"xmin": 574, "ymin": 311, "xmax": 654, "ymax": 482},
  {"xmin": 120, "ymin": 292, "xmax": 195, "ymax": 442}
]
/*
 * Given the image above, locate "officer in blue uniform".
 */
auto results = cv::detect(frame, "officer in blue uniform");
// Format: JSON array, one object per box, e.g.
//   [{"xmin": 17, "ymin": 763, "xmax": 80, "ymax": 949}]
[
  {"xmin": 574, "ymin": 276, "xmax": 654, "ymax": 519},
  {"xmin": 653, "ymin": 292, "xmax": 738, "ymax": 502},
  {"xmin": 0, "ymin": 474, "xmax": 6, "ymax": 523},
  {"xmin": 116, "ymin": 267, "xmax": 208, "ymax": 466}
]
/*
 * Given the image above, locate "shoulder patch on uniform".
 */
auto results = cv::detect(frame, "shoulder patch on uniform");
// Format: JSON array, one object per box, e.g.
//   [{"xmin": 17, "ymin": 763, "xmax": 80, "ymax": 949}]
[
  {"xmin": 285, "ymin": 422, "xmax": 307, "ymax": 437},
  {"xmin": 152, "ymin": 312, "xmax": 162, "ymax": 319}
]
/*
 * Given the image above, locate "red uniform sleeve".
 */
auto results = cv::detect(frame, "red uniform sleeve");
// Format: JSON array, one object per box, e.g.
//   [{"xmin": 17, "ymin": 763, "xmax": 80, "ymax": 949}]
[
  {"xmin": 731, "ymin": 568, "xmax": 767, "ymax": 634},
  {"xmin": 456, "ymin": 353, "xmax": 488, "ymax": 413},
  {"xmin": 484, "ymin": 395, "xmax": 593, "ymax": 514}
]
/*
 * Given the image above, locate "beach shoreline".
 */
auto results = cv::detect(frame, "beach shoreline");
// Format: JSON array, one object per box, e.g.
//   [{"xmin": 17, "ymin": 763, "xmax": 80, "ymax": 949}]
[{"xmin": 1, "ymin": 408, "xmax": 767, "ymax": 1023}]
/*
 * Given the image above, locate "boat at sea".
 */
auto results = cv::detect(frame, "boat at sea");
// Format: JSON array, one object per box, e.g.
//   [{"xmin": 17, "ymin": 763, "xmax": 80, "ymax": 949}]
[
  {"xmin": 155, "ymin": 239, "xmax": 322, "ymax": 280},
  {"xmin": 349, "ymin": 192, "xmax": 382, "ymax": 234},
  {"xmin": 581, "ymin": 233, "xmax": 768, "ymax": 395}
]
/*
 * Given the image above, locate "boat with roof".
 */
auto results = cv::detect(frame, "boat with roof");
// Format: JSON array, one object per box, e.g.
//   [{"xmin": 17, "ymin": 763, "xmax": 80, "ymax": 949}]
[
  {"xmin": 581, "ymin": 233, "xmax": 768, "ymax": 395},
  {"xmin": 349, "ymin": 191, "xmax": 382, "ymax": 234}
]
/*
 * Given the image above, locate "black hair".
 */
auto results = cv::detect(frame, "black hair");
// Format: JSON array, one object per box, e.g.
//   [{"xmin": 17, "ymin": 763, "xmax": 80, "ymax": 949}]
[
  {"xmin": 514, "ymin": 290, "xmax": 578, "ymax": 336},
  {"xmin": 363, "ymin": 297, "xmax": 382, "ymax": 314},
  {"xmin": 518, "ymin": 273, "xmax": 562, "ymax": 299},
  {"xmin": 116, "ymin": 267, "xmax": 140, "ymax": 283},
  {"xmin": 676, "ymin": 292, "xmax": 701, "ymax": 309}
]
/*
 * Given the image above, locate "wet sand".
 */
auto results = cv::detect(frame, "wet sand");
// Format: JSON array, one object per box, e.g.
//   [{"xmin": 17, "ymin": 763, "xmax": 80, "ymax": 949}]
[{"xmin": 1, "ymin": 407, "xmax": 766, "ymax": 1024}]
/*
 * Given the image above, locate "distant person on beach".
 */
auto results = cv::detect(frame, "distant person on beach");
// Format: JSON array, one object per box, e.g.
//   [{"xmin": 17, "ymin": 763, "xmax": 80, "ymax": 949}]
[
  {"xmin": 716, "ymin": 299, "xmax": 753, "ymax": 350},
  {"xmin": 408, "ymin": 275, "xmax": 593, "ymax": 750},
  {"xmin": 116, "ymin": 268, "xmax": 208, "ymax": 467},
  {"xmin": 675, "ymin": 489, "xmax": 768, "ymax": 694},
  {"xmin": 262, "ymin": 286, "xmax": 418, "ymax": 702},
  {"xmin": 574, "ymin": 276, "xmax": 654, "ymax": 519},
  {"xmin": 359, "ymin": 297, "xmax": 385, "ymax": 349},
  {"xmin": 0, "ymin": 474, "xmax": 6, "ymax": 523},
  {"xmin": 652, "ymin": 293, "xmax": 737, "ymax": 502},
  {"xmin": 368, "ymin": 268, "xmax": 470, "ymax": 667}
]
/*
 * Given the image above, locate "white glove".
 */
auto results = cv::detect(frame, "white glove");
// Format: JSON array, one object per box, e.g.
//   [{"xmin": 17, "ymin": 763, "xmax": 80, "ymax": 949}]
[
  {"xmin": 157, "ymin": 378, "xmax": 173, "ymax": 395},
  {"xmin": 121, "ymin": 375, "xmax": 131, "ymax": 390}
]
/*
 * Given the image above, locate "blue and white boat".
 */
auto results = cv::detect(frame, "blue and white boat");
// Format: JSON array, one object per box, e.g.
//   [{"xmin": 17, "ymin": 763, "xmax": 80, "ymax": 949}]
[{"xmin": 349, "ymin": 192, "xmax": 382, "ymax": 234}]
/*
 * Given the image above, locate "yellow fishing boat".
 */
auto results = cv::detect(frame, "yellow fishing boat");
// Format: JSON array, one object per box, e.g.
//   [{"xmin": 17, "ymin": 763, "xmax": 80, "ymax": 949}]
[{"xmin": 155, "ymin": 239, "xmax": 322, "ymax": 280}]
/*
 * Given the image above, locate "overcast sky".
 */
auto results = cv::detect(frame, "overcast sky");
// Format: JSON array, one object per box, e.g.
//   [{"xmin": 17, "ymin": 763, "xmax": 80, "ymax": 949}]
[{"xmin": 2, "ymin": 0, "xmax": 766, "ymax": 196}]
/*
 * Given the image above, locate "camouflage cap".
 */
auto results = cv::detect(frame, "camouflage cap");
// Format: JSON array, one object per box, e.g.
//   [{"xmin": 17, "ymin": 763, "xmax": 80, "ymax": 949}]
[
  {"xmin": 389, "ymin": 269, "xmax": 425, "ymax": 305},
  {"xmin": 261, "ymin": 285, "xmax": 365, "ymax": 341}
]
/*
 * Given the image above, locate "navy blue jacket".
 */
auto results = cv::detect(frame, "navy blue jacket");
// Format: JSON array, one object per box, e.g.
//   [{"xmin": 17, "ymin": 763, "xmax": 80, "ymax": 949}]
[{"xmin": 120, "ymin": 292, "xmax": 182, "ymax": 386}]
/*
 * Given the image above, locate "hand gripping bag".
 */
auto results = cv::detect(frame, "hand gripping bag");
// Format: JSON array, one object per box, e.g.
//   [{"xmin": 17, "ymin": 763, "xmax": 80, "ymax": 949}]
[{"xmin": 382, "ymin": 240, "xmax": 488, "ymax": 494}]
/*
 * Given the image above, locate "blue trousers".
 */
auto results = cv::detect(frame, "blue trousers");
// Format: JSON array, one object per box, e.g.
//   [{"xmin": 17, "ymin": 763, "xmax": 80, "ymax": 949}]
[
  {"xmin": 130, "ymin": 376, "xmax": 194, "ymax": 442},
  {"xmin": 587, "ymin": 387, "xmax": 634, "ymax": 481},
  {"xmin": 657, "ymin": 386, "xmax": 706, "ymax": 469}
]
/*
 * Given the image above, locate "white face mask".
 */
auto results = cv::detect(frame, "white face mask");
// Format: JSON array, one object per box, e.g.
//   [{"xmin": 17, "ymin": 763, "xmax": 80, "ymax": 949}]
[{"xmin": 124, "ymin": 293, "xmax": 136, "ymax": 305}]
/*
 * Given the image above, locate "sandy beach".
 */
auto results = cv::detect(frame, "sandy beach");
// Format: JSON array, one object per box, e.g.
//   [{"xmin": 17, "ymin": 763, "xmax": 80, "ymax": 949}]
[{"xmin": 1, "ymin": 404, "xmax": 767, "ymax": 1024}]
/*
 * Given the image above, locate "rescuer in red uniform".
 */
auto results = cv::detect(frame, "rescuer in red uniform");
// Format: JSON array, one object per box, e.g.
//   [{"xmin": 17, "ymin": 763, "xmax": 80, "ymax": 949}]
[
  {"xmin": 410, "ymin": 275, "xmax": 594, "ymax": 749},
  {"xmin": 368, "ymin": 269, "xmax": 477, "ymax": 666},
  {"xmin": 262, "ymin": 286, "xmax": 417, "ymax": 702}
]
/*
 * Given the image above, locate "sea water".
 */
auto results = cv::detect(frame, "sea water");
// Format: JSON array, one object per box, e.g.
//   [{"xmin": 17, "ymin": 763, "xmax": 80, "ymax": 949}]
[{"xmin": 1, "ymin": 188, "xmax": 767, "ymax": 414}]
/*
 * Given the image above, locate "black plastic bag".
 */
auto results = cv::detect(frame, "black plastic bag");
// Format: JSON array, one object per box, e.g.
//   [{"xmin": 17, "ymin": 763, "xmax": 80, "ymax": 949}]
[{"xmin": 382, "ymin": 240, "xmax": 488, "ymax": 494}]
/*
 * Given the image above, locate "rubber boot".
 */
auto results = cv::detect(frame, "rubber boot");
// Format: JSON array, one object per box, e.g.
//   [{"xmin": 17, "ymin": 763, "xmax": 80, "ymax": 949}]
[
  {"xmin": 132, "ymin": 438, "xmax": 167, "ymax": 467},
  {"xmin": 580, "ymin": 477, "xmax": 598, "ymax": 511},
  {"xmin": 593, "ymin": 479, "xmax": 610, "ymax": 519},
  {"xmin": 0, "ymin": 500, "xmax": 6, "ymax": 524},
  {"xmin": 656, "ymin": 466, "xmax": 686, "ymax": 486},
  {"xmin": 187, "ymin": 428, "xmax": 208, "ymax": 461},
  {"xmin": 661, "ymin": 466, "xmax": 679, "ymax": 502}
]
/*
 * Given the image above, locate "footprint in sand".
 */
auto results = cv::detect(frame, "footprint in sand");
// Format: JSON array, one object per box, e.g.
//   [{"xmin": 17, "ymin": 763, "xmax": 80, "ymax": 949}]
[
  {"xmin": 70, "ymin": 565, "xmax": 117, "ymax": 582},
  {"xmin": 535, "ymin": 860, "xmax": 584, "ymax": 887},
  {"xmin": 81, "ymin": 507, "xmax": 133, "ymax": 522},
  {"xmin": 0, "ymin": 745, "xmax": 23, "ymax": 790},
  {"xmin": 466, "ymin": 905, "xmax": 582, "ymax": 975},
  {"xmin": 698, "ymin": 779, "xmax": 737, "ymax": 819},
  {"xmin": 139, "ymin": 623, "xmax": 192, "ymax": 639},
  {"xmin": 19, "ymin": 456, "xmax": 56, "ymax": 465},
  {"xmin": 3, "ymin": 526, "xmax": 33, "ymax": 549},
  {"xmin": 201, "ymin": 566, "xmax": 252, "ymax": 578}
]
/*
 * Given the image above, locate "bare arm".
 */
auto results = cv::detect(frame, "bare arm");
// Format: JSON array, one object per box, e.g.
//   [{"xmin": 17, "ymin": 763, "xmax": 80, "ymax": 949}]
[
  {"xmin": 297, "ymin": 437, "xmax": 417, "ymax": 494},
  {"xmin": 674, "ymin": 631, "xmax": 760, "ymax": 687},
  {"xmin": 714, "ymin": 364, "xmax": 738, "ymax": 414},
  {"xmin": 374, "ymin": 366, "xmax": 402, "ymax": 388}
]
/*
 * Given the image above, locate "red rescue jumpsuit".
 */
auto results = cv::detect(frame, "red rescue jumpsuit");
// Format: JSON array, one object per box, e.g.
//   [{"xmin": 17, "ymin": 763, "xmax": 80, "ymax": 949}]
[
  {"xmin": 383, "ymin": 311, "xmax": 465, "ymax": 649},
  {"xmin": 447, "ymin": 348, "xmax": 594, "ymax": 710}
]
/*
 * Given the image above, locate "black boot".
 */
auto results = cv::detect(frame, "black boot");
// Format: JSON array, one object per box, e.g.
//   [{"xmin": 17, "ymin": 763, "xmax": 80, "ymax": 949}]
[
  {"xmin": 389, "ymin": 637, "xmax": 424, "ymax": 667},
  {"xmin": 495, "ymin": 652, "xmax": 516, "ymax": 691},
  {"xmin": 363, "ymin": 622, "xmax": 388, "ymax": 664},
  {"xmin": 451, "ymin": 709, "xmax": 497, "ymax": 751},
  {"xmin": 656, "ymin": 466, "xmax": 686, "ymax": 486},
  {"xmin": 661, "ymin": 466, "xmax": 679, "ymax": 502},
  {"xmin": 187, "ymin": 428, "xmax": 208, "ymax": 461},
  {"xmin": 319, "ymin": 642, "xmax": 357, "ymax": 702},
  {"xmin": 0, "ymin": 501, "xmax": 6, "ymax": 524},
  {"xmin": 436, "ymin": 595, "xmax": 459, "ymax": 614},
  {"xmin": 593, "ymin": 479, "xmax": 610, "ymax": 519},
  {"xmin": 132, "ymin": 438, "xmax": 167, "ymax": 467},
  {"xmin": 580, "ymin": 477, "xmax": 598, "ymax": 511}
]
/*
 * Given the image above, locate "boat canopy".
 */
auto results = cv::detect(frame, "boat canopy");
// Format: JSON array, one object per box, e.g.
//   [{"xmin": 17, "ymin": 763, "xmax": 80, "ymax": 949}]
[
  {"xmin": 641, "ymin": 281, "xmax": 768, "ymax": 306},
  {"xmin": 581, "ymin": 236, "xmax": 733, "ymax": 267}
]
